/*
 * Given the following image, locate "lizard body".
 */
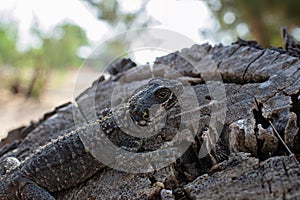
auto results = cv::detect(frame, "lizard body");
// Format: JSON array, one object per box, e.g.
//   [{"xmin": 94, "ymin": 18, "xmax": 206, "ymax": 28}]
[{"xmin": 0, "ymin": 78, "xmax": 183, "ymax": 199}]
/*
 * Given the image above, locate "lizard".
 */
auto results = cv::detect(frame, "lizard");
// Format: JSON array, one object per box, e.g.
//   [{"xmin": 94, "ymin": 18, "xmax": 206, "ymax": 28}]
[{"xmin": 0, "ymin": 77, "xmax": 183, "ymax": 200}]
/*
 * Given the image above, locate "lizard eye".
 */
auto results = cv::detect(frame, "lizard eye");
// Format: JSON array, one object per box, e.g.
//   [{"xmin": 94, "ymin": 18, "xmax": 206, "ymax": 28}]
[{"xmin": 155, "ymin": 88, "xmax": 171, "ymax": 101}]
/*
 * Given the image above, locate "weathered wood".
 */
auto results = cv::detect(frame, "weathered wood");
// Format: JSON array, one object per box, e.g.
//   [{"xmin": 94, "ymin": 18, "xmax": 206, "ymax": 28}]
[
  {"xmin": 184, "ymin": 153, "xmax": 300, "ymax": 200},
  {"xmin": 1, "ymin": 36, "xmax": 300, "ymax": 199}
]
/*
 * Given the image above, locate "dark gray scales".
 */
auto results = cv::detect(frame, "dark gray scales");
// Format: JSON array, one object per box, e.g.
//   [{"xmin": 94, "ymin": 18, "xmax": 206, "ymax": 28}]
[{"xmin": 0, "ymin": 78, "xmax": 183, "ymax": 199}]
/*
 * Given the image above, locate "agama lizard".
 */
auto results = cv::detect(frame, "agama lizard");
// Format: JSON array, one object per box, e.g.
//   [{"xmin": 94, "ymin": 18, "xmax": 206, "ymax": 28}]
[{"xmin": 0, "ymin": 77, "xmax": 183, "ymax": 199}]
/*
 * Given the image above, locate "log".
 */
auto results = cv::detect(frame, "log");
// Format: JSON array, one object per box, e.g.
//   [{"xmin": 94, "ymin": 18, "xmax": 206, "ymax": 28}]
[{"xmin": 1, "ymin": 33, "xmax": 300, "ymax": 199}]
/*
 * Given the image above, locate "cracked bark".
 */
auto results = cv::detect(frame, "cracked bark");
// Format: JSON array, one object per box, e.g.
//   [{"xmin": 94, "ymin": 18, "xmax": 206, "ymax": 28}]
[{"xmin": 1, "ymin": 39, "xmax": 300, "ymax": 199}]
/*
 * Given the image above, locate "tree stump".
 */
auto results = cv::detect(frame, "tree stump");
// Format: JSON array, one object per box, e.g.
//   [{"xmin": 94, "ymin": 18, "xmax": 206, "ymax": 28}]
[{"xmin": 1, "ymin": 36, "xmax": 300, "ymax": 199}]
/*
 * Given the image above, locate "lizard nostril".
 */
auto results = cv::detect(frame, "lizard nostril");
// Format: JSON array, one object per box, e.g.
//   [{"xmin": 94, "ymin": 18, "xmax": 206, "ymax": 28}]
[
  {"xmin": 142, "ymin": 112, "xmax": 150, "ymax": 120},
  {"xmin": 131, "ymin": 105, "xmax": 136, "ymax": 110}
]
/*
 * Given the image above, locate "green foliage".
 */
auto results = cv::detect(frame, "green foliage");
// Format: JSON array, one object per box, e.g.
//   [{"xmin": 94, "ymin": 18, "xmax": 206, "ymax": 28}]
[
  {"xmin": 82, "ymin": 0, "xmax": 151, "ymax": 67},
  {"xmin": 0, "ymin": 1, "xmax": 151, "ymax": 98},
  {"xmin": 82, "ymin": 0, "xmax": 149, "ymax": 28},
  {"xmin": 0, "ymin": 22, "xmax": 19, "ymax": 66},
  {"xmin": 23, "ymin": 23, "xmax": 89, "ymax": 98},
  {"xmin": 85, "ymin": 0, "xmax": 119, "ymax": 24},
  {"xmin": 0, "ymin": 18, "xmax": 89, "ymax": 98},
  {"xmin": 206, "ymin": 0, "xmax": 300, "ymax": 46},
  {"xmin": 41, "ymin": 23, "xmax": 89, "ymax": 69}
]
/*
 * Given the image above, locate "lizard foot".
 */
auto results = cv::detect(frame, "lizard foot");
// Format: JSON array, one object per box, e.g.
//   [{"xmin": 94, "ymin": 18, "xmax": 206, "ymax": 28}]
[
  {"xmin": 20, "ymin": 183, "xmax": 55, "ymax": 200},
  {"xmin": 0, "ymin": 157, "xmax": 21, "ymax": 175}
]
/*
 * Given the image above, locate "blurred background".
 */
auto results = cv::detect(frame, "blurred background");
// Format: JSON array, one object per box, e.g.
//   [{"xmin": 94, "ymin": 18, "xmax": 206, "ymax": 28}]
[{"xmin": 1, "ymin": 0, "xmax": 300, "ymax": 137}]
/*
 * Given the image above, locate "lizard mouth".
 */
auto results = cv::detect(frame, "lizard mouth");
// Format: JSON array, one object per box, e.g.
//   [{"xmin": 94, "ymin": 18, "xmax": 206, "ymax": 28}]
[
  {"xmin": 129, "ymin": 107, "xmax": 151, "ymax": 127},
  {"xmin": 162, "ymin": 94, "xmax": 178, "ymax": 110}
]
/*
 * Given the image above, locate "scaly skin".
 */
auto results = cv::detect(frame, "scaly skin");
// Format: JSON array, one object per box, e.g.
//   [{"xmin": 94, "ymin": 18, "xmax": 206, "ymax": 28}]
[{"xmin": 0, "ymin": 78, "xmax": 183, "ymax": 199}]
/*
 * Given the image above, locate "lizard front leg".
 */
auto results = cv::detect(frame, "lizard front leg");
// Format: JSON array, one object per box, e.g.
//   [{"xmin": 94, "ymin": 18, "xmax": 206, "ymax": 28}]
[
  {"xmin": 19, "ymin": 182, "xmax": 55, "ymax": 200},
  {"xmin": 114, "ymin": 139, "xmax": 179, "ymax": 172},
  {"xmin": 0, "ymin": 157, "xmax": 21, "ymax": 175}
]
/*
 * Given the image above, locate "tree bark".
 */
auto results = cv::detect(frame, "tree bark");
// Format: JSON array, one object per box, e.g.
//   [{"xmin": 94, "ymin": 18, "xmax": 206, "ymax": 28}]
[{"xmin": 1, "ymin": 40, "xmax": 300, "ymax": 199}]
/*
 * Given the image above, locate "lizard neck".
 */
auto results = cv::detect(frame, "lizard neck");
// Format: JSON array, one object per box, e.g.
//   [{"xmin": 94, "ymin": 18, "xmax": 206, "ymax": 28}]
[
  {"xmin": 97, "ymin": 104, "xmax": 130, "ymax": 135},
  {"xmin": 97, "ymin": 108, "xmax": 119, "ymax": 135}
]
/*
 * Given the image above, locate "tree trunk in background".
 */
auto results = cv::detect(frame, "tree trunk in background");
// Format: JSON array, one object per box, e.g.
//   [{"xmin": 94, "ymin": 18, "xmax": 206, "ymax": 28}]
[{"xmin": 25, "ymin": 67, "xmax": 48, "ymax": 99}]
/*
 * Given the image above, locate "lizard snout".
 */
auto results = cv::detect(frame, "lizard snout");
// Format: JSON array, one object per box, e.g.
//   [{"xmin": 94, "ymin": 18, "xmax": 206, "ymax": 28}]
[{"xmin": 129, "ymin": 105, "xmax": 150, "ymax": 126}]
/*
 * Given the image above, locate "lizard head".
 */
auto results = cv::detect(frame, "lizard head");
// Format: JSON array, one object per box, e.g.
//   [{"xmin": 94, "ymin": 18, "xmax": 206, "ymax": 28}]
[{"xmin": 128, "ymin": 78, "xmax": 183, "ymax": 127}]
